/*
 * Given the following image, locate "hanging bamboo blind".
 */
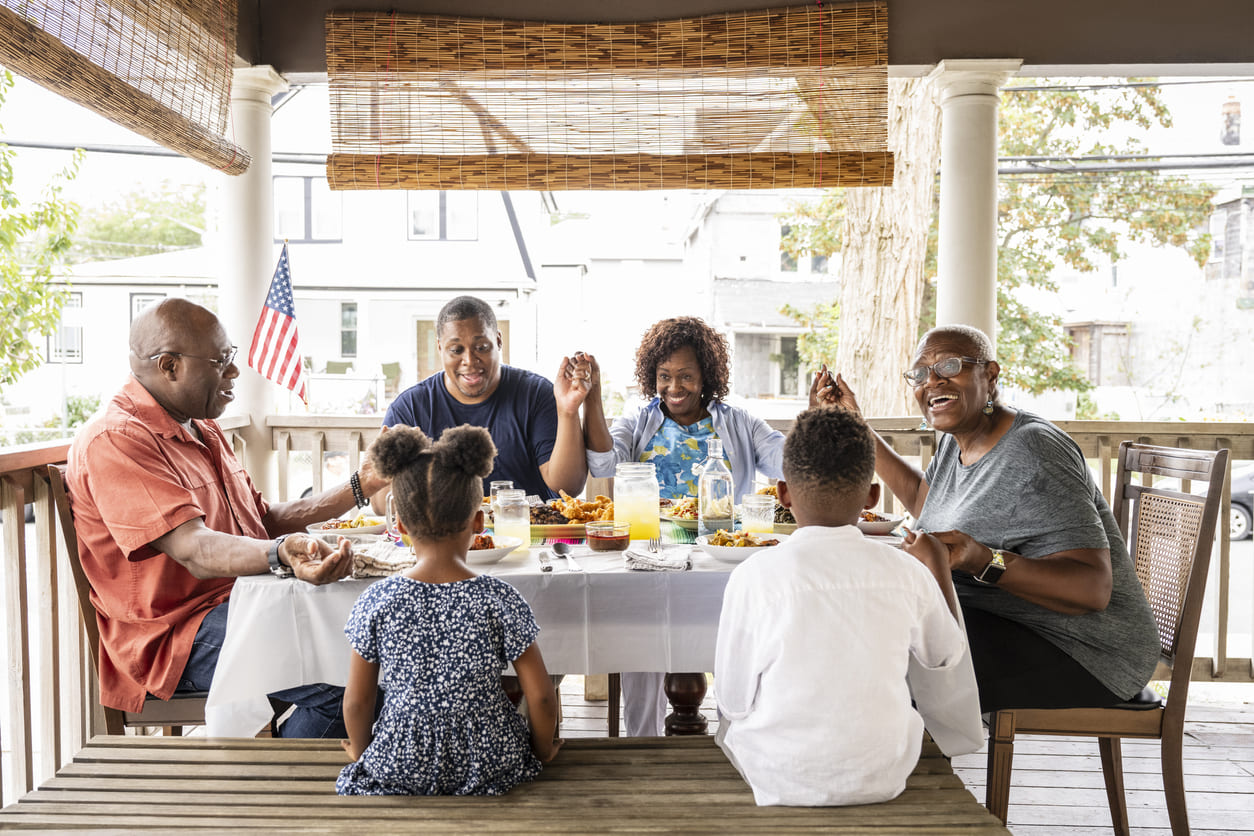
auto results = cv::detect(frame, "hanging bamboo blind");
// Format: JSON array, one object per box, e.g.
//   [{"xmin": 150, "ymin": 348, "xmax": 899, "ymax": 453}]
[
  {"xmin": 0, "ymin": 0, "xmax": 250, "ymax": 174},
  {"xmin": 325, "ymin": 2, "xmax": 891, "ymax": 191}
]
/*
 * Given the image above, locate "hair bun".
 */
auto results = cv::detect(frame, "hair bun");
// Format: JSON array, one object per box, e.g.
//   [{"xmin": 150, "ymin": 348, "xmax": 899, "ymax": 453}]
[
  {"xmin": 370, "ymin": 426, "xmax": 432, "ymax": 479},
  {"xmin": 436, "ymin": 424, "xmax": 497, "ymax": 479}
]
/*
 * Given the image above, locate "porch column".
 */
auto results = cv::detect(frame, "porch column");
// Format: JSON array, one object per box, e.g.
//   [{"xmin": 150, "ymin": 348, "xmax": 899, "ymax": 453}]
[
  {"xmin": 930, "ymin": 59, "xmax": 1022, "ymax": 350},
  {"xmin": 222, "ymin": 66, "xmax": 288, "ymax": 496}
]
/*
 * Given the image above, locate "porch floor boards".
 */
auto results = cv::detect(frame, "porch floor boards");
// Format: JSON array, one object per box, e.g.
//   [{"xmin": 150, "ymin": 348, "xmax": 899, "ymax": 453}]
[{"xmin": 557, "ymin": 677, "xmax": 1254, "ymax": 836}]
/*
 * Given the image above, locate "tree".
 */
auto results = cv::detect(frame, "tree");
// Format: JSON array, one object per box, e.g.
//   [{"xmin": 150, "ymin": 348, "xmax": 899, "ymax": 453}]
[
  {"xmin": 0, "ymin": 69, "xmax": 81, "ymax": 395},
  {"xmin": 782, "ymin": 78, "xmax": 941, "ymax": 417},
  {"xmin": 782, "ymin": 78, "xmax": 1216, "ymax": 415},
  {"xmin": 69, "ymin": 180, "xmax": 205, "ymax": 263}
]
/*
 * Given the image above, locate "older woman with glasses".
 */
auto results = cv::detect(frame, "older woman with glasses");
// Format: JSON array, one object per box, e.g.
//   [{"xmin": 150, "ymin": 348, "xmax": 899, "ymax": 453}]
[{"xmin": 820, "ymin": 324, "xmax": 1159, "ymax": 713}]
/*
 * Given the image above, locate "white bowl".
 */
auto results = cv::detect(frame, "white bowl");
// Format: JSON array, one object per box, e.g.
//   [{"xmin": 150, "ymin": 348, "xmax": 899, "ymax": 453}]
[
  {"xmin": 312, "ymin": 531, "xmax": 386, "ymax": 546},
  {"xmin": 467, "ymin": 536, "xmax": 524, "ymax": 565},
  {"xmin": 856, "ymin": 515, "xmax": 905, "ymax": 536},
  {"xmin": 696, "ymin": 532, "xmax": 788, "ymax": 564},
  {"xmin": 306, "ymin": 517, "xmax": 387, "ymax": 536}
]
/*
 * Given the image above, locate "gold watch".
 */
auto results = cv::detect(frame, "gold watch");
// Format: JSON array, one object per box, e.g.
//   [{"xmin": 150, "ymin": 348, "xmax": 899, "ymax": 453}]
[{"xmin": 974, "ymin": 550, "xmax": 1007, "ymax": 585}]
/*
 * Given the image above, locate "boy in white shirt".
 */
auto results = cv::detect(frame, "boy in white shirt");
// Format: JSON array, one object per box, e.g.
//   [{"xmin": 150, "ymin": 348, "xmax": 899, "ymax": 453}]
[{"xmin": 714, "ymin": 407, "xmax": 965, "ymax": 806}]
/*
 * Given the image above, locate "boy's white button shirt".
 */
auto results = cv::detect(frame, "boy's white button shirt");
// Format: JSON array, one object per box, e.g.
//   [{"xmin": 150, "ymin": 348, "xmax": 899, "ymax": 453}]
[{"xmin": 714, "ymin": 524, "xmax": 966, "ymax": 807}]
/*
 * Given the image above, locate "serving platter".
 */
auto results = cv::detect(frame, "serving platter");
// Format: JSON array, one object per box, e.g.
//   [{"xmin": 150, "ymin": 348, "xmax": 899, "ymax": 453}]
[
  {"xmin": 525, "ymin": 523, "xmax": 586, "ymax": 539},
  {"xmin": 306, "ymin": 517, "xmax": 386, "ymax": 536},
  {"xmin": 856, "ymin": 515, "xmax": 905, "ymax": 536},
  {"xmin": 661, "ymin": 514, "xmax": 698, "ymax": 532}
]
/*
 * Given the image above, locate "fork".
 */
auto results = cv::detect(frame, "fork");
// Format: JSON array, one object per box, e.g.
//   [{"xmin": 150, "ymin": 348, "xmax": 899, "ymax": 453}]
[{"xmin": 648, "ymin": 537, "xmax": 662, "ymax": 554}]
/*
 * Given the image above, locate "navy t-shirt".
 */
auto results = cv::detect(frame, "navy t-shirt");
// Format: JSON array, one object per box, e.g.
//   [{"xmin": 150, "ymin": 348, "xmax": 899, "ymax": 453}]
[{"xmin": 382, "ymin": 365, "xmax": 560, "ymax": 500}]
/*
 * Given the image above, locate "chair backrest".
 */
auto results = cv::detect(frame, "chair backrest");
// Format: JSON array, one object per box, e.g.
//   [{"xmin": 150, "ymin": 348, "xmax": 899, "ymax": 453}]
[
  {"xmin": 325, "ymin": 360, "xmax": 353, "ymax": 374},
  {"xmin": 1111, "ymin": 442, "xmax": 1227, "ymax": 702},
  {"xmin": 47, "ymin": 463, "xmax": 105, "ymax": 677}
]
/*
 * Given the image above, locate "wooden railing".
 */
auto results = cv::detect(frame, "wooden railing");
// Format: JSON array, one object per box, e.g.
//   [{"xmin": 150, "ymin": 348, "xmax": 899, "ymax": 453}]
[{"xmin": 1, "ymin": 416, "xmax": 1251, "ymax": 805}]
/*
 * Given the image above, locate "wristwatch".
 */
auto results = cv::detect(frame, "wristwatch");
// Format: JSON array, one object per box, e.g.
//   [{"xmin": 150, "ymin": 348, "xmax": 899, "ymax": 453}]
[
  {"xmin": 268, "ymin": 535, "xmax": 294, "ymax": 578},
  {"xmin": 974, "ymin": 550, "xmax": 1007, "ymax": 585}
]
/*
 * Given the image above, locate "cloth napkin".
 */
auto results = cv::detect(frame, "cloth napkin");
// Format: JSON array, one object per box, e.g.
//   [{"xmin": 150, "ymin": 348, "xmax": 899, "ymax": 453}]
[
  {"xmin": 623, "ymin": 546, "xmax": 691, "ymax": 572},
  {"xmin": 352, "ymin": 539, "xmax": 416, "ymax": 579}
]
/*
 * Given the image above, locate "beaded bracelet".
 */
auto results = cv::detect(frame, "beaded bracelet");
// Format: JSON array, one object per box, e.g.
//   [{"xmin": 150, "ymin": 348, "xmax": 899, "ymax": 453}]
[{"xmin": 350, "ymin": 471, "xmax": 367, "ymax": 508}]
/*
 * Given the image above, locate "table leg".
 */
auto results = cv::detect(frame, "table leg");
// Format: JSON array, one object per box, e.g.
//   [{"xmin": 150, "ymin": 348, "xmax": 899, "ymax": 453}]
[{"xmin": 663, "ymin": 673, "xmax": 708, "ymax": 735}]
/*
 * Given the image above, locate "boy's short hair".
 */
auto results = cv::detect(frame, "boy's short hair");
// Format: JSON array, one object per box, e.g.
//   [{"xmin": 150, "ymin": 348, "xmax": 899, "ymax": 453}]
[{"xmin": 783, "ymin": 407, "xmax": 875, "ymax": 501}]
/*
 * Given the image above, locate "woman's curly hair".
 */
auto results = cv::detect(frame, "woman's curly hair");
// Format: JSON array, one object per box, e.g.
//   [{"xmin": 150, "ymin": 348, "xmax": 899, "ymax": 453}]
[
  {"xmin": 633, "ymin": 317, "xmax": 731, "ymax": 403},
  {"xmin": 370, "ymin": 424, "xmax": 496, "ymax": 542}
]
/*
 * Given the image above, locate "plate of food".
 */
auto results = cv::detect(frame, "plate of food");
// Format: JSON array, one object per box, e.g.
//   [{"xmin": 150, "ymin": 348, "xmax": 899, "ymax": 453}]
[
  {"xmin": 696, "ymin": 531, "xmax": 788, "ymax": 564},
  {"xmin": 306, "ymin": 515, "xmax": 387, "ymax": 536},
  {"xmin": 661, "ymin": 496, "xmax": 699, "ymax": 531},
  {"xmin": 467, "ymin": 533, "xmax": 524, "ymax": 565},
  {"xmin": 856, "ymin": 511, "xmax": 905, "ymax": 536}
]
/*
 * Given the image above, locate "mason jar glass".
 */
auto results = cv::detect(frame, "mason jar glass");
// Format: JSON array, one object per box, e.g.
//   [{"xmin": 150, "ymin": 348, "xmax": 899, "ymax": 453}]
[{"xmin": 614, "ymin": 462, "xmax": 660, "ymax": 543}]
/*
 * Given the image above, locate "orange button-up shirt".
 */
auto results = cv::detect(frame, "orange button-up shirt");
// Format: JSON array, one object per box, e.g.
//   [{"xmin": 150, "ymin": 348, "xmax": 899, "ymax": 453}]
[{"xmin": 67, "ymin": 378, "xmax": 268, "ymax": 712}]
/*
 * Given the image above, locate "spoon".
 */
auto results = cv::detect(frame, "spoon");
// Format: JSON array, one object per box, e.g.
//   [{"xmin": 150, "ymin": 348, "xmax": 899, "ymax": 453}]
[{"xmin": 552, "ymin": 541, "xmax": 583, "ymax": 572}]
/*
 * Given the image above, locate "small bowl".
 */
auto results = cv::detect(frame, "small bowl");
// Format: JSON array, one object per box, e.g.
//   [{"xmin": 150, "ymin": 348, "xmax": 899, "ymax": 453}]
[
  {"xmin": 856, "ymin": 515, "xmax": 905, "ymax": 536},
  {"xmin": 586, "ymin": 521, "xmax": 631, "ymax": 551}
]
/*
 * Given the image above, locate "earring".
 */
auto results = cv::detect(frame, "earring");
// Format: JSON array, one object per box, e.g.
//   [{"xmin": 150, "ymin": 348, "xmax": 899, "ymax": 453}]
[{"xmin": 983, "ymin": 398, "xmax": 995, "ymax": 416}]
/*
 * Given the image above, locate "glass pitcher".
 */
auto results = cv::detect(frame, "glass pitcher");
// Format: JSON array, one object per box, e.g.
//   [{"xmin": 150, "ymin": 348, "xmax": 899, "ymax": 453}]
[{"xmin": 614, "ymin": 462, "xmax": 660, "ymax": 543}]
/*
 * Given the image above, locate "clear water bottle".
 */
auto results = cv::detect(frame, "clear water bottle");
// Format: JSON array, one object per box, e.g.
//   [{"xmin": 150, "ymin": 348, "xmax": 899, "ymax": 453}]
[{"xmin": 697, "ymin": 438, "xmax": 734, "ymax": 537}]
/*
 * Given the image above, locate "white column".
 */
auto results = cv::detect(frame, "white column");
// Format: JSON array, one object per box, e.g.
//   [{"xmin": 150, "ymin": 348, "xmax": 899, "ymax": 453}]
[
  {"xmin": 930, "ymin": 59, "xmax": 1022, "ymax": 351},
  {"xmin": 222, "ymin": 66, "xmax": 288, "ymax": 497}
]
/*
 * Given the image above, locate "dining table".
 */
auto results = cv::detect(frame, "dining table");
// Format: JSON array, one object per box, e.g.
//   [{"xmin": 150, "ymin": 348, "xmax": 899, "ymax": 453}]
[{"xmin": 204, "ymin": 522, "xmax": 985, "ymax": 757}]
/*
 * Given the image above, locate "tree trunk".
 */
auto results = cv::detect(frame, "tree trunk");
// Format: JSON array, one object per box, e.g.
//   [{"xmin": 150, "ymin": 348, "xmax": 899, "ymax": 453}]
[{"xmin": 836, "ymin": 78, "xmax": 942, "ymax": 418}]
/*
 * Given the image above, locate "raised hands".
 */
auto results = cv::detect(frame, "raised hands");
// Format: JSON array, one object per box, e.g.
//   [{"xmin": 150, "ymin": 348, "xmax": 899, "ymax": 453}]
[
  {"xmin": 809, "ymin": 365, "xmax": 862, "ymax": 415},
  {"xmin": 554, "ymin": 351, "xmax": 600, "ymax": 414}
]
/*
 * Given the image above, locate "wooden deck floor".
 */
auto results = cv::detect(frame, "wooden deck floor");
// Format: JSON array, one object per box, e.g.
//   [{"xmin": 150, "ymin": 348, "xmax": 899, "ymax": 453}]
[{"xmin": 557, "ymin": 678, "xmax": 1254, "ymax": 836}]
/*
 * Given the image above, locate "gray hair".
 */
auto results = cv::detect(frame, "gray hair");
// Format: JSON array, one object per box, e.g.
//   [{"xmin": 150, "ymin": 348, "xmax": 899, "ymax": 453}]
[{"xmin": 917, "ymin": 324, "xmax": 995, "ymax": 362}]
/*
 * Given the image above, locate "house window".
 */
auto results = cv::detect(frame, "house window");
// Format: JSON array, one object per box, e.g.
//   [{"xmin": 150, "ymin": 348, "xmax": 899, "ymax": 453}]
[
  {"xmin": 341, "ymin": 303, "xmax": 358, "ymax": 358},
  {"xmin": 408, "ymin": 191, "xmax": 478, "ymax": 241},
  {"xmin": 779, "ymin": 225, "xmax": 797, "ymax": 272},
  {"xmin": 1066, "ymin": 323, "xmax": 1131, "ymax": 387},
  {"xmin": 49, "ymin": 293, "xmax": 83, "ymax": 363},
  {"xmin": 130, "ymin": 292, "xmax": 164, "ymax": 321},
  {"xmin": 778, "ymin": 336, "xmax": 801, "ymax": 396},
  {"xmin": 273, "ymin": 176, "xmax": 342, "ymax": 243}
]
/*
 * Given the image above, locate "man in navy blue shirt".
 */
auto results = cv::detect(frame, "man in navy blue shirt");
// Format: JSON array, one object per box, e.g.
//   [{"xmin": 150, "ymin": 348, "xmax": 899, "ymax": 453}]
[{"xmin": 379, "ymin": 296, "xmax": 590, "ymax": 501}]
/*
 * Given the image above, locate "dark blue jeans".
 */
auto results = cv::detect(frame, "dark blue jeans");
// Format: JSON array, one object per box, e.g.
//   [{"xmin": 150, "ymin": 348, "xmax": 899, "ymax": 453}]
[{"xmin": 177, "ymin": 600, "xmax": 347, "ymax": 739}]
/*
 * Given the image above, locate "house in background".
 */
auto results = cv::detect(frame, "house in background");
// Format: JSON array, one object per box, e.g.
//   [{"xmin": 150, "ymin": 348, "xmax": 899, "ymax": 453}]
[{"xmin": 10, "ymin": 177, "xmax": 836, "ymax": 432}]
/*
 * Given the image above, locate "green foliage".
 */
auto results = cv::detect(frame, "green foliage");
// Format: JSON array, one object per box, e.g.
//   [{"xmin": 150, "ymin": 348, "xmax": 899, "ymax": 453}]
[
  {"xmin": 0, "ymin": 70, "xmax": 81, "ymax": 396},
  {"xmin": 1075, "ymin": 391, "xmax": 1119, "ymax": 421},
  {"xmin": 780, "ymin": 79, "xmax": 1217, "ymax": 398},
  {"xmin": 69, "ymin": 179, "xmax": 205, "ymax": 263},
  {"xmin": 779, "ymin": 300, "xmax": 840, "ymax": 373}
]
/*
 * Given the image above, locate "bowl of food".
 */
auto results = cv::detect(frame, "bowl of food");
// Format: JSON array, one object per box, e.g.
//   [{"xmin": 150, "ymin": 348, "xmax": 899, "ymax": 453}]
[
  {"xmin": 307, "ymin": 515, "xmax": 386, "ymax": 536},
  {"xmin": 466, "ymin": 533, "xmax": 523, "ymax": 565},
  {"xmin": 586, "ymin": 521, "xmax": 631, "ymax": 551},
  {"xmin": 696, "ymin": 531, "xmax": 787, "ymax": 564},
  {"xmin": 856, "ymin": 511, "xmax": 904, "ymax": 536}
]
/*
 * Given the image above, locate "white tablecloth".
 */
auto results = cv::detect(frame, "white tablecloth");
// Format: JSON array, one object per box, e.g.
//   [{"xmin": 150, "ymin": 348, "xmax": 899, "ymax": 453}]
[{"xmin": 205, "ymin": 542, "xmax": 983, "ymax": 756}]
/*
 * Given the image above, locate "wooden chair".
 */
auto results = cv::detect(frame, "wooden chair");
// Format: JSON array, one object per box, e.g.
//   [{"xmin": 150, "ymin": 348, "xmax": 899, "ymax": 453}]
[
  {"xmin": 984, "ymin": 442, "xmax": 1228, "ymax": 835},
  {"xmin": 47, "ymin": 464, "xmax": 208, "ymax": 735}
]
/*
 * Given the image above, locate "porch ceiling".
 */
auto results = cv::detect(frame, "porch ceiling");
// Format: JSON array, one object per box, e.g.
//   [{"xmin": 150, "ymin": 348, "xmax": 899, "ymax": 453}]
[{"xmin": 240, "ymin": 0, "xmax": 1254, "ymax": 79}]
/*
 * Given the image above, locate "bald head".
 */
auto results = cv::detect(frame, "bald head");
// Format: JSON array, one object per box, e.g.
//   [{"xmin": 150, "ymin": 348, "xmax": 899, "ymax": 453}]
[
  {"xmin": 129, "ymin": 299, "xmax": 222, "ymax": 374},
  {"xmin": 129, "ymin": 298, "xmax": 239, "ymax": 423}
]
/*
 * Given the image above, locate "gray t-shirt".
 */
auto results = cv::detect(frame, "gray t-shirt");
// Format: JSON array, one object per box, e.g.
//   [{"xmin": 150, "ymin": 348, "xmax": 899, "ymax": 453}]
[{"xmin": 917, "ymin": 411, "xmax": 1159, "ymax": 699}]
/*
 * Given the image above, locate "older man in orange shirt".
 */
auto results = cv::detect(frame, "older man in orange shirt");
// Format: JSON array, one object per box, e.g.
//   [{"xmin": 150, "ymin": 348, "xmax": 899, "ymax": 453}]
[{"xmin": 67, "ymin": 298, "xmax": 388, "ymax": 736}]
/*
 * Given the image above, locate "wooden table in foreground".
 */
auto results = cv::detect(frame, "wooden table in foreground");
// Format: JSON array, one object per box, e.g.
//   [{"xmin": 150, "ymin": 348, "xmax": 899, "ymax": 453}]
[{"xmin": 0, "ymin": 735, "xmax": 1010, "ymax": 833}]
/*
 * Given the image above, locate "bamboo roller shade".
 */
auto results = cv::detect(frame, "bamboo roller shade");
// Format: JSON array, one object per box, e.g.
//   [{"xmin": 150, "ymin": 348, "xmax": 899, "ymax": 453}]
[
  {"xmin": 0, "ymin": 0, "xmax": 250, "ymax": 175},
  {"xmin": 326, "ymin": 2, "xmax": 892, "ymax": 191}
]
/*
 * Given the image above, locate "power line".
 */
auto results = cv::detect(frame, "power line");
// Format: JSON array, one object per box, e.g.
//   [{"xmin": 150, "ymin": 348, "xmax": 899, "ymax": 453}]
[{"xmin": 1005, "ymin": 78, "xmax": 1254, "ymax": 93}]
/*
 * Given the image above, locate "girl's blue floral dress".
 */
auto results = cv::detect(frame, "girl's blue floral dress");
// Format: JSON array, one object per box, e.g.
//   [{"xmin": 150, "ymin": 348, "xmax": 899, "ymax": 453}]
[{"xmin": 336, "ymin": 573, "xmax": 542, "ymax": 796}]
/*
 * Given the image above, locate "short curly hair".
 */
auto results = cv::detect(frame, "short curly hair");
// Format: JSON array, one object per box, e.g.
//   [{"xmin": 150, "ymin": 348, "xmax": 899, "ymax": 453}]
[
  {"xmin": 633, "ymin": 317, "xmax": 730, "ymax": 403},
  {"xmin": 369, "ymin": 424, "xmax": 496, "ymax": 541},
  {"xmin": 783, "ymin": 407, "xmax": 875, "ymax": 503}
]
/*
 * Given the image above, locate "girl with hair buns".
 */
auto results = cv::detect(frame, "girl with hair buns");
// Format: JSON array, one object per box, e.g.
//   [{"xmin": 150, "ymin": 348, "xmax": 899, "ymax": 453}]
[{"xmin": 337, "ymin": 424, "xmax": 561, "ymax": 796}]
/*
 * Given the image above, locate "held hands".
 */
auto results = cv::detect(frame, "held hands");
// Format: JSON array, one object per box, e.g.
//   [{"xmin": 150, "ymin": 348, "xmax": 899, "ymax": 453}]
[
  {"xmin": 901, "ymin": 527, "xmax": 950, "ymax": 574},
  {"xmin": 358, "ymin": 425, "xmax": 391, "ymax": 498},
  {"xmin": 282, "ymin": 534, "xmax": 354, "ymax": 585},
  {"xmin": 808, "ymin": 365, "xmax": 861, "ymax": 415},
  {"xmin": 924, "ymin": 529, "xmax": 995, "ymax": 577},
  {"xmin": 555, "ymin": 351, "xmax": 600, "ymax": 413}
]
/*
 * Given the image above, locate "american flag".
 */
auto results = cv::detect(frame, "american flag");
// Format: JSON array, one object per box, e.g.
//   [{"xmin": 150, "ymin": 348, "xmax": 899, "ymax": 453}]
[{"xmin": 248, "ymin": 244, "xmax": 307, "ymax": 404}]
